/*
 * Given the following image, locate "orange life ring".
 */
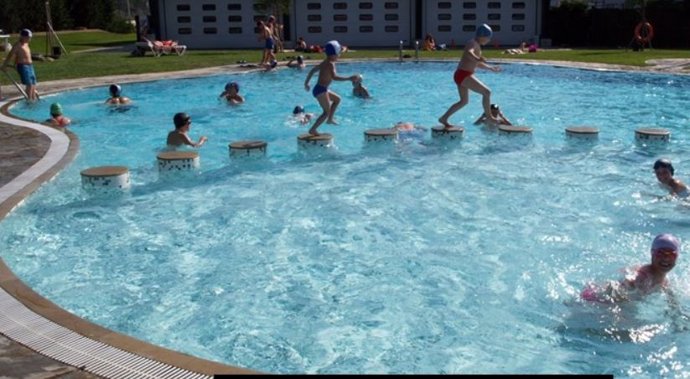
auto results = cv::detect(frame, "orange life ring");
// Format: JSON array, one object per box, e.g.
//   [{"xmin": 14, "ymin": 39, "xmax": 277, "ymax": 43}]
[{"xmin": 634, "ymin": 22, "xmax": 654, "ymax": 44}]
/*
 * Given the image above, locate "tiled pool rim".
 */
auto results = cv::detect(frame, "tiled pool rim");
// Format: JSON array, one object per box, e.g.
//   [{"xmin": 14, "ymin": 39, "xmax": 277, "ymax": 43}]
[{"xmin": 0, "ymin": 58, "xmax": 688, "ymax": 378}]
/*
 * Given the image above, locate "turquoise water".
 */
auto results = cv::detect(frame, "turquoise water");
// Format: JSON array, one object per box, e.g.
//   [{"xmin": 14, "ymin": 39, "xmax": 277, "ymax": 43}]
[{"xmin": 3, "ymin": 62, "xmax": 690, "ymax": 375}]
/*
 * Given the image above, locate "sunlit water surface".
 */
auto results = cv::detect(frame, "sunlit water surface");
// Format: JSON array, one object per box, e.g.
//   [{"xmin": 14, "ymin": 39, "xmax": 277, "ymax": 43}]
[{"xmin": 4, "ymin": 62, "xmax": 690, "ymax": 375}]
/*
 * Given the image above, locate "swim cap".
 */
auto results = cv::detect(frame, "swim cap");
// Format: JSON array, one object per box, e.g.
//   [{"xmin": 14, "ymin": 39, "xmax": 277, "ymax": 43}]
[
  {"xmin": 270, "ymin": 60, "xmax": 278, "ymax": 68},
  {"xmin": 50, "ymin": 103, "xmax": 62, "ymax": 116},
  {"xmin": 225, "ymin": 82, "xmax": 239, "ymax": 92},
  {"xmin": 293, "ymin": 105, "xmax": 305, "ymax": 115},
  {"xmin": 652, "ymin": 233, "xmax": 680, "ymax": 253},
  {"xmin": 297, "ymin": 55, "xmax": 303, "ymax": 64},
  {"xmin": 109, "ymin": 84, "xmax": 122, "ymax": 96},
  {"xmin": 653, "ymin": 158, "xmax": 674, "ymax": 175},
  {"xmin": 20, "ymin": 29, "xmax": 32, "ymax": 38},
  {"xmin": 476, "ymin": 24, "xmax": 493, "ymax": 39},
  {"xmin": 173, "ymin": 112, "xmax": 191, "ymax": 128},
  {"xmin": 324, "ymin": 40, "xmax": 341, "ymax": 57}
]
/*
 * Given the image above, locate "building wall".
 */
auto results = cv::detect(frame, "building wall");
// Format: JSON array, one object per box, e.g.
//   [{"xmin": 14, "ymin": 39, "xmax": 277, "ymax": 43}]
[
  {"xmin": 292, "ymin": 0, "xmax": 414, "ymax": 47},
  {"xmin": 156, "ymin": 0, "xmax": 264, "ymax": 49},
  {"xmin": 423, "ymin": 0, "xmax": 541, "ymax": 47},
  {"xmin": 153, "ymin": 0, "xmax": 542, "ymax": 49}
]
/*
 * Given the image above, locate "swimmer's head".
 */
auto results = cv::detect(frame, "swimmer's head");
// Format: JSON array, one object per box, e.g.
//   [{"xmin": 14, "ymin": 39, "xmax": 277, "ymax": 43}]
[
  {"xmin": 225, "ymin": 82, "xmax": 239, "ymax": 92},
  {"xmin": 325, "ymin": 40, "xmax": 342, "ymax": 57},
  {"xmin": 293, "ymin": 105, "xmax": 305, "ymax": 115},
  {"xmin": 20, "ymin": 29, "xmax": 32, "ymax": 38},
  {"xmin": 476, "ymin": 24, "xmax": 493, "ymax": 40},
  {"xmin": 490, "ymin": 104, "xmax": 500, "ymax": 115},
  {"xmin": 50, "ymin": 103, "xmax": 62, "ymax": 116},
  {"xmin": 652, "ymin": 233, "xmax": 680, "ymax": 254},
  {"xmin": 173, "ymin": 112, "xmax": 191, "ymax": 128},
  {"xmin": 109, "ymin": 84, "xmax": 122, "ymax": 97},
  {"xmin": 654, "ymin": 158, "xmax": 674, "ymax": 176},
  {"xmin": 270, "ymin": 60, "xmax": 278, "ymax": 68},
  {"xmin": 297, "ymin": 55, "xmax": 304, "ymax": 64}
]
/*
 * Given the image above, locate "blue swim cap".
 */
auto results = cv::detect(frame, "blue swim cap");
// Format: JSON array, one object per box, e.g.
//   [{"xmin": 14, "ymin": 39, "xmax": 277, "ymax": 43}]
[
  {"xmin": 109, "ymin": 84, "xmax": 122, "ymax": 96},
  {"xmin": 225, "ymin": 82, "xmax": 239, "ymax": 92},
  {"xmin": 325, "ymin": 40, "xmax": 341, "ymax": 56},
  {"xmin": 652, "ymin": 233, "xmax": 680, "ymax": 253},
  {"xmin": 293, "ymin": 105, "xmax": 305, "ymax": 115},
  {"xmin": 270, "ymin": 60, "xmax": 278, "ymax": 68},
  {"xmin": 20, "ymin": 29, "xmax": 32, "ymax": 38},
  {"xmin": 476, "ymin": 24, "xmax": 493, "ymax": 39}
]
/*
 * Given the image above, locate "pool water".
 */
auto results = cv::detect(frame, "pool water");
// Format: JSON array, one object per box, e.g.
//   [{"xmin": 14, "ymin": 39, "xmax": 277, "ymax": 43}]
[{"xmin": 3, "ymin": 62, "xmax": 690, "ymax": 375}]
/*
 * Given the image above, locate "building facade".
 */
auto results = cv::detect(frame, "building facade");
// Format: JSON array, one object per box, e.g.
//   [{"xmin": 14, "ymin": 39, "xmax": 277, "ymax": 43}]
[{"xmin": 149, "ymin": 0, "xmax": 544, "ymax": 49}]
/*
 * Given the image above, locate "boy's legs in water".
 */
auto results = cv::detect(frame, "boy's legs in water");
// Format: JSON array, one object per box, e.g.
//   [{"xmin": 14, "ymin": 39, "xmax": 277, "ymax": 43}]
[{"xmin": 309, "ymin": 92, "xmax": 332, "ymax": 135}]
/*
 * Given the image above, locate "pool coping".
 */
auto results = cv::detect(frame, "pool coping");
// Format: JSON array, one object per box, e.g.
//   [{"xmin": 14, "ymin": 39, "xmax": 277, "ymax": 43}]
[{"xmin": 0, "ymin": 57, "xmax": 688, "ymax": 377}]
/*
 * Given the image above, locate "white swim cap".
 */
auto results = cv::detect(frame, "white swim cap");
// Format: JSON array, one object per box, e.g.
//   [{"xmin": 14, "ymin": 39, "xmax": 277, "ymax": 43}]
[{"xmin": 325, "ymin": 40, "xmax": 341, "ymax": 56}]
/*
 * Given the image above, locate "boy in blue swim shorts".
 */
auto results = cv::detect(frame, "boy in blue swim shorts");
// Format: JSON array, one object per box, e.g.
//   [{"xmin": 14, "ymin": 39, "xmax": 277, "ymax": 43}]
[
  {"xmin": 2, "ymin": 29, "xmax": 38, "ymax": 101},
  {"xmin": 303, "ymin": 40, "xmax": 359, "ymax": 135}
]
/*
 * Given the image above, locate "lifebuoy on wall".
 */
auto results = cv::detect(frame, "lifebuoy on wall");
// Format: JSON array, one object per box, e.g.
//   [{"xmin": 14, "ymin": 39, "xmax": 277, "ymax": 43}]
[{"xmin": 634, "ymin": 22, "xmax": 654, "ymax": 44}]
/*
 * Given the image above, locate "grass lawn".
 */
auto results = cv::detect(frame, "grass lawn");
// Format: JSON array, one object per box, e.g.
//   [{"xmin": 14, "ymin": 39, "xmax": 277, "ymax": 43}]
[{"xmin": 1, "ymin": 30, "xmax": 689, "ymax": 85}]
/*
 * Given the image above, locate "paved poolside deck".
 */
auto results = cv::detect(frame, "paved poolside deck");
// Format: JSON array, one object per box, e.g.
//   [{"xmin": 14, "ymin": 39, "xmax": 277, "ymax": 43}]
[{"xmin": 0, "ymin": 57, "xmax": 688, "ymax": 378}]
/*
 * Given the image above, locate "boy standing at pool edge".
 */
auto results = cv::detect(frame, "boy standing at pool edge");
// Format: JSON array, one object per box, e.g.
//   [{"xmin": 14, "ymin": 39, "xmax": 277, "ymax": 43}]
[
  {"xmin": 2, "ymin": 29, "xmax": 39, "ymax": 101},
  {"xmin": 304, "ymin": 40, "xmax": 359, "ymax": 135},
  {"xmin": 439, "ymin": 24, "xmax": 501, "ymax": 128}
]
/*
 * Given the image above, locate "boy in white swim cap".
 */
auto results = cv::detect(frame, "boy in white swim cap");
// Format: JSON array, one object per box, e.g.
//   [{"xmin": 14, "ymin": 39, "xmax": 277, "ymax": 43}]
[
  {"xmin": 303, "ymin": 40, "xmax": 361, "ymax": 135},
  {"xmin": 352, "ymin": 74, "xmax": 370, "ymax": 99},
  {"xmin": 2, "ymin": 29, "xmax": 39, "ymax": 101},
  {"xmin": 439, "ymin": 23, "xmax": 502, "ymax": 129}
]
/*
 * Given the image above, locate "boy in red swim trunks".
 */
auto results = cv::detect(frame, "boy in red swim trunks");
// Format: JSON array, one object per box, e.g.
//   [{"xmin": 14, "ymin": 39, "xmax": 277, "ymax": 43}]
[{"xmin": 439, "ymin": 24, "xmax": 501, "ymax": 128}]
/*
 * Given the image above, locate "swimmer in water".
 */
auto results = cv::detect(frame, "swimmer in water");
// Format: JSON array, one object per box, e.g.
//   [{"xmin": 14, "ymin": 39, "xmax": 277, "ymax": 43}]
[
  {"xmin": 166, "ymin": 112, "xmax": 207, "ymax": 148},
  {"xmin": 292, "ymin": 105, "xmax": 314, "ymax": 125},
  {"xmin": 653, "ymin": 158, "xmax": 689, "ymax": 198},
  {"xmin": 352, "ymin": 74, "xmax": 370, "ymax": 99},
  {"xmin": 581, "ymin": 233, "xmax": 680, "ymax": 303},
  {"xmin": 46, "ymin": 102, "xmax": 71, "ymax": 128},
  {"xmin": 287, "ymin": 55, "xmax": 306, "ymax": 69},
  {"xmin": 473, "ymin": 104, "xmax": 512, "ymax": 126},
  {"xmin": 219, "ymin": 82, "xmax": 245, "ymax": 104},
  {"xmin": 105, "ymin": 84, "xmax": 131, "ymax": 105}
]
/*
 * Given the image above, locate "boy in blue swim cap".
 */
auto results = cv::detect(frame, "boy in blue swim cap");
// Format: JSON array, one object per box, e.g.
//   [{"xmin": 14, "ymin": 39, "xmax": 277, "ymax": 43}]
[
  {"xmin": 439, "ymin": 23, "xmax": 502, "ymax": 129},
  {"xmin": 105, "ymin": 84, "xmax": 132, "ymax": 105},
  {"xmin": 303, "ymin": 40, "xmax": 361, "ymax": 135}
]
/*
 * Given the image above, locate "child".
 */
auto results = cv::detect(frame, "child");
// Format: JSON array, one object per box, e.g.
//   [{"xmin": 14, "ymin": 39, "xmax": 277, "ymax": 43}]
[
  {"xmin": 653, "ymin": 159, "xmax": 689, "ymax": 198},
  {"xmin": 303, "ymin": 40, "xmax": 359, "ymax": 135},
  {"xmin": 219, "ymin": 82, "xmax": 244, "ymax": 104},
  {"xmin": 352, "ymin": 75, "xmax": 370, "ymax": 99},
  {"xmin": 439, "ymin": 24, "xmax": 501, "ymax": 129},
  {"xmin": 46, "ymin": 103, "xmax": 71, "ymax": 128},
  {"xmin": 167, "ymin": 112, "xmax": 207, "ymax": 148},
  {"xmin": 257, "ymin": 19, "xmax": 276, "ymax": 68},
  {"xmin": 581, "ymin": 233, "xmax": 681, "ymax": 303},
  {"xmin": 2, "ymin": 29, "xmax": 39, "ymax": 101},
  {"xmin": 105, "ymin": 84, "xmax": 131, "ymax": 105},
  {"xmin": 473, "ymin": 104, "xmax": 512, "ymax": 126},
  {"xmin": 292, "ymin": 105, "xmax": 314, "ymax": 125},
  {"xmin": 287, "ymin": 55, "xmax": 305, "ymax": 69}
]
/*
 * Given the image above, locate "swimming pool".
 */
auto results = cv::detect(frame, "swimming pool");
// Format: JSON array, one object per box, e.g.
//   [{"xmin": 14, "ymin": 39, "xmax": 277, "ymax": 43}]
[{"xmin": 3, "ymin": 61, "xmax": 690, "ymax": 375}]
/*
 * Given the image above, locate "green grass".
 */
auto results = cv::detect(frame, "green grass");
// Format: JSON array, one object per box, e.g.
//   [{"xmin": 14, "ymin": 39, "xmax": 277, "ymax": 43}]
[{"xmin": 1, "ymin": 30, "xmax": 689, "ymax": 86}]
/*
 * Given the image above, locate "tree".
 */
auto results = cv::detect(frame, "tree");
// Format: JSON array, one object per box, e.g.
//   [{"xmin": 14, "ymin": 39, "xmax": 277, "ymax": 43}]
[{"xmin": 255, "ymin": 0, "xmax": 290, "ymax": 17}]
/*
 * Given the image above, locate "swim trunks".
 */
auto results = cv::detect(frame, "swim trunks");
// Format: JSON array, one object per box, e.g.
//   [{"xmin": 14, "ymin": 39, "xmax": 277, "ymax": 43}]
[
  {"xmin": 16, "ymin": 63, "xmax": 36, "ymax": 85},
  {"xmin": 265, "ymin": 37, "xmax": 275, "ymax": 50},
  {"xmin": 453, "ymin": 69, "xmax": 473, "ymax": 86},
  {"xmin": 312, "ymin": 84, "xmax": 328, "ymax": 98}
]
